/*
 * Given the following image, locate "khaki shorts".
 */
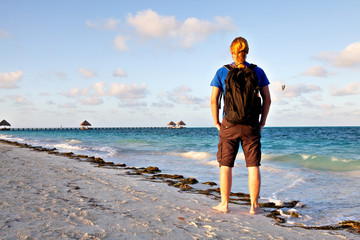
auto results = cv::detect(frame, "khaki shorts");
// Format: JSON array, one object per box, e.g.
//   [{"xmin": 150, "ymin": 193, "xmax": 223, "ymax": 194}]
[{"xmin": 217, "ymin": 118, "xmax": 261, "ymax": 168}]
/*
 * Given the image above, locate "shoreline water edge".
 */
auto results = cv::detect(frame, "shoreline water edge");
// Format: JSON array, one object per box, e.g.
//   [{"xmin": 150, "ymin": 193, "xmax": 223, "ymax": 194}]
[{"xmin": 0, "ymin": 139, "xmax": 358, "ymax": 239}]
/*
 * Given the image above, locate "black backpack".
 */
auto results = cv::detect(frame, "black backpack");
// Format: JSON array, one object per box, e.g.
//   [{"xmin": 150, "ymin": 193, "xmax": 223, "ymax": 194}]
[{"xmin": 222, "ymin": 64, "xmax": 262, "ymax": 125}]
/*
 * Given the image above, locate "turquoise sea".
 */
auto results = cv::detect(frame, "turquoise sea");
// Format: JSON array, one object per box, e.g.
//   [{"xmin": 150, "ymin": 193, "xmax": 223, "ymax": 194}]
[{"xmin": 1, "ymin": 127, "xmax": 359, "ymax": 227}]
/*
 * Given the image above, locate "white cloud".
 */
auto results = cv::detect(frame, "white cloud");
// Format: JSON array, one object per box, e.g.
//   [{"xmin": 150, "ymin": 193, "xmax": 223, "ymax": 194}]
[
  {"xmin": 271, "ymin": 81, "xmax": 322, "ymax": 101},
  {"xmin": 285, "ymin": 84, "xmax": 321, "ymax": 98},
  {"xmin": 108, "ymin": 82, "xmax": 147, "ymax": 100},
  {"xmin": 0, "ymin": 71, "xmax": 23, "ymax": 82},
  {"xmin": 94, "ymin": 82, "xmax": 106, "ymax": 96},
  {"xmin": 86, "ymin": 18, "xmax": 121, "ymax": 30},
  {"xmin": 97, "ymin": 82, "xmax": 149, "ymax": 107},
  {"xmin": 167, "ymin": 85, "xmax": 206, "ymax": 105},
  {"xmin": 78, "ymin": 68, "xmax": 96, "ymax": 78},
  {"xmin": 111, "ymin": 9, "xmax": 236, "ymax": 49},
  {"xmin": 0, "ymin": 29, "xmax": 11, "ymax": 39},
  {"xmin": 317, "ymin": 42, "xmax": 360, "ymax": 68},
  {"xmin": 113, "ymin": 68, "xmax": 127, "ymax": 77},
  {"xmin": 175, "ymin": 16, "xmax": 235, "ymax": 48},
  {"xmin": 333, "ymin": 42, "xmax": 360, "ymax": 68},
  {"xmin": 127, "ymin": 9, "xmax": 177, "ymax": 38},
  {"xmin": 62, "ymin": 86, "xmax": 89, "ymax": 97},
  {"xmin": 0, "ymin": 71, "xmax": 23, "ymax": 89},
  {"xmin": 63, "ymin": 82, "xmax": 148, "ymax": 106},
  {"xmin": 85, "ymin": 10, "xmax": 235, "ymax": 50},
  {"xmin": 65, "ymin": 87, "xmax": 80, "ymax": 97},
  {"xmin": 330, "ymin": 81, "xmax": 360, "ymax": 96},
  {"xmin": 114, "ymin": 35, "xmax": 129, "ymax": 51},
  {"xmin": 302, "ymin": 65, "xmax": 330, "ymax": 77}
]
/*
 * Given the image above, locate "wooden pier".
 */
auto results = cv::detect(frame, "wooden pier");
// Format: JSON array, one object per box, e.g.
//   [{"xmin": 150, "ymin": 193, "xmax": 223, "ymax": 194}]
[{"xmin": 5, "ymin": 127, "xmax": 166, "ymax": 131}]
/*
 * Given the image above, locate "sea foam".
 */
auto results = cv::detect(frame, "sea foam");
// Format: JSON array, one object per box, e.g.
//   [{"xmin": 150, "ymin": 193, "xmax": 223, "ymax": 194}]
[
  {"xmin": 53, "ymin": 143, "xmax": 87, "ymax": 151},
  {"xmin": 170, "ymin": 151, "xmax": 213, "ymax": 160},
  {"xmin": 65, "ymin": 139, "xmax": 83, "ymax": 144}
]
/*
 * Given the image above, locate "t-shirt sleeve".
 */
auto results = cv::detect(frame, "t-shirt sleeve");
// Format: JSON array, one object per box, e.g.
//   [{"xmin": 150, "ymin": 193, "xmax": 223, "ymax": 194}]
[
  {"xmin": 210, "ymin": 68, "xmax": 223, "ymax": 90},
  {"xmin": 256, "ymin": 67, "xmax": 270, "ymax": 88}
]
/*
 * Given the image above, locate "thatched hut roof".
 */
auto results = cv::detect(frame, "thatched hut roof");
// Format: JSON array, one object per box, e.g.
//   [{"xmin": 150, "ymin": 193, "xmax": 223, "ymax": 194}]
[
  {"xmin": 167, "ymin": 121, "xmax": 176, "ymax": 126},
  {"xmin": 0, "ymin": 119, "xmax": 11, "ymax": 126},
  {"xmin": 80, "ymin": 120, "xmax": 91, "ymax": 126},
  {"xmin": 177, "ymin": 120, "xmax": 186, "ymax": 126}
]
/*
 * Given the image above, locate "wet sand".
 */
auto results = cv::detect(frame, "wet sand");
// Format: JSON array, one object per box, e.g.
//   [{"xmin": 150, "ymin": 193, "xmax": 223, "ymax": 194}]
[{"xmin": 0, "ymin": 141, "xmax": 354, "ymax": 239}]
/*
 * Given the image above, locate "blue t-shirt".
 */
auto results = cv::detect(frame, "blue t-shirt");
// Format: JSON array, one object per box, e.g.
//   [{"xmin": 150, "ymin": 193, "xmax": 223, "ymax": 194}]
[{"xmin": 210, "ymin": 61, "xmax": 270, "ymax": 93}]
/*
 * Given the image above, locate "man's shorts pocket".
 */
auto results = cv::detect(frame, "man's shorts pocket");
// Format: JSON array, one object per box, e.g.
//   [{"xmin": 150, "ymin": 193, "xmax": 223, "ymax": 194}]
[{"xmin": 219, "ymin": 119, "xmax": 236, "ymax": 139}]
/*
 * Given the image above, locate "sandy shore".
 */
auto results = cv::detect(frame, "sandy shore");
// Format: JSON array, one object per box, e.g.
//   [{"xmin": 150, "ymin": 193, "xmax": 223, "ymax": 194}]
[{"xmin": 0, "ymin": 141, "xmax": 354, "ymax": 239}]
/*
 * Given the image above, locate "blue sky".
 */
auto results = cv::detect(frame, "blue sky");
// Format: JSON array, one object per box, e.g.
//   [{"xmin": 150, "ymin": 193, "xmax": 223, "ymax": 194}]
[{"xmin": 1, "ymin": 0, "xmax": 360, "ymax": 127}]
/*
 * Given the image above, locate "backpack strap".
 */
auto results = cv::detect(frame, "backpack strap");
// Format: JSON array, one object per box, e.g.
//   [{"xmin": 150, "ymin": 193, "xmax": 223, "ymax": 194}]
[
  {"xmin": 248, "ymin": 63, "xmax": 257, "ymax": 70},
  {"xmin": 217, "ymin": 91, "xmax": 223, "ymax": 109},
  {"xmin": 224, "ymin": 64, "xmax": 233, "ymax": 70},
  {"xmin": 225, "ymin": 63, "xmax": 257, "ymax": 70},
  {"xmin": 217, "ymin": 64, "xmax": 233, "ymax": 109}
]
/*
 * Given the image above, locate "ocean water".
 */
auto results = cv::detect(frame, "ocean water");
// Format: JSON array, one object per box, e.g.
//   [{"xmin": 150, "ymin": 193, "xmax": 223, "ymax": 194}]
[{"xmin": 1, "ymin": 127, "xmax": 359, "ymax": 227}]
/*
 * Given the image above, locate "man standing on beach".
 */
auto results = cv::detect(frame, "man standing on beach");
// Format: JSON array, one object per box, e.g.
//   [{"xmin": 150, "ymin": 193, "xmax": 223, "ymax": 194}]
[{"xmin": 210, "ymin": 37, "xmax": 271, "ymax": 214}]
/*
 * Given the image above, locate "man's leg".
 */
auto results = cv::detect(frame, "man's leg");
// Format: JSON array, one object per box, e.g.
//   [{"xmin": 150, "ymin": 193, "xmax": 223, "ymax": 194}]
[
  {"xmin": 213, "ymin": 166, "xmax": 232, "ymax": 212},
  {"xmin": 248, "ymin": 166, "xmax": 263, "ymax": 214}
]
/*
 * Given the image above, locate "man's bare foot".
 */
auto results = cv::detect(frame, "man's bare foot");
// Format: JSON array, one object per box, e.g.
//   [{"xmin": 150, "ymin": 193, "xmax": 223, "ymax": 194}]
[
  {"xmin": 213, "ymin": 203, "xmax": 228, "ymax": 213},
  {"xmin": 249, "ymin": 207, "xmax": 264, "ymax": 215}
]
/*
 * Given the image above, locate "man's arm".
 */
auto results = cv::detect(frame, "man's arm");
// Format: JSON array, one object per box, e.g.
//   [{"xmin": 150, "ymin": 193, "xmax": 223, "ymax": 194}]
[
  {"xmin": 211, "ymin": 86, "xmax": 221, "ymax": 131},
  {"xmin": 259, "ymin": 85, "xmax": 271, "ymax": 131}
]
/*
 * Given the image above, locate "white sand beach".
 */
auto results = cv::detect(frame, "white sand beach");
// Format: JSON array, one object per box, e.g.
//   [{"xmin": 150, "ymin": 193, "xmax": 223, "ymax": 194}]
[{"xmin": 0, "ymin": 142, "xmax": 354, "ymax": 239}]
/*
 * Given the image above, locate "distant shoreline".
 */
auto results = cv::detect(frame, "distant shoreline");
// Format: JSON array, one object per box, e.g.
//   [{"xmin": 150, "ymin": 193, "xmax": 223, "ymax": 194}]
[{"xmin": 1, "ymin": 126, "xmax": 359, "ymax": 131}]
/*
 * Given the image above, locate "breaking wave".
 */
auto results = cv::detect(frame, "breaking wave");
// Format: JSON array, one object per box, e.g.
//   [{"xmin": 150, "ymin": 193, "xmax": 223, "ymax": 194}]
[{"xmin": 261, "ymin": 153, "xmax": 360, "ymax": 172}]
